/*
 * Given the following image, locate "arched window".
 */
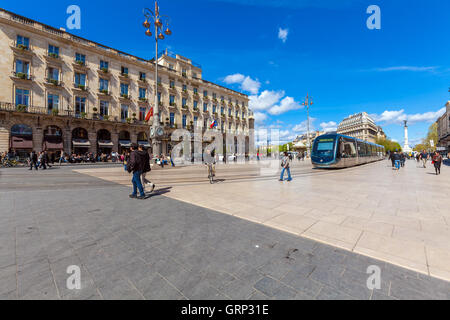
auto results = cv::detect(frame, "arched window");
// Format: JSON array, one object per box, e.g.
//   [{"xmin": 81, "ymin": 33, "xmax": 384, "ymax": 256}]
[
  {"xmin": 137, "ymin": 132, "xmax": 148, "ymax": 142},
  {"xmin": 72, "ymin": 127, "xmax": 88, "ymax": 140},
  {"xmin": 97, "ymin": 129, "xmax": 111, "ymax": 141},
  {"xmin": 11, "ymin": 124, "xmax": 32, "ymax": 136}
]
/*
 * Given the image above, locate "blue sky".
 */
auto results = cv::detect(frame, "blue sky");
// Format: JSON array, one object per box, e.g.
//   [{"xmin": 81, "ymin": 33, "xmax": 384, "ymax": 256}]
[{"xmin": 4, "ymin": 0, "xmax": 450, "ymax": 145}]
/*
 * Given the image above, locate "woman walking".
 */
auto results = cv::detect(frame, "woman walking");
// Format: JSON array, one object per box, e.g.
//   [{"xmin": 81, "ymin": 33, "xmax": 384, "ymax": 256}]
[{"xmin": 432, "ymin": 151, "xmax": 443, "ymax": 175}]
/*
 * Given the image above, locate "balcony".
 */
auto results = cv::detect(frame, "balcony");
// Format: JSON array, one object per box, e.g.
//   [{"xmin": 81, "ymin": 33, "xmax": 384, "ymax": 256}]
[
  {"xmin": 98, "ymin": 68, "xmax": 111, "ymax": 78},
  {"xmin": 72, "ymin": 83, "xmax": 88, "ymax": 94},
  {"xmin": 11, "ymin": 71, "xmax": 33, "ymax": 83},
  {"xmin": 97, "ymin": 89, "xmax": 110, "ymax": 97},
  {"xmin": 45, "ymin": 78, "xmax": 63, "ymax": 88},
  {"xmin": 10, "ymin": 41, "xmax": 33, "ymax": 58},
  {"xmin": 45, "ymin": 53, "xmax": 62, "ymax": 65},
  {"xmin": 119, "ymin": 93, "xmax": 131, "ymax": 101},
  {"xmin": 72, "ymin": 60, "xmax": 88, "ymax": 72},
  {"xmin": 118, "ymin": 73, "xmax": 131, "ymax": 82}
]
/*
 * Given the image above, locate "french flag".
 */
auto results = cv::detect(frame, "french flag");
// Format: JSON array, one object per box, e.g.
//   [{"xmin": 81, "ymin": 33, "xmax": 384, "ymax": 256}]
[{"xmin": 210, "ymin": 120, "xmax": 217, "ymax": 129}]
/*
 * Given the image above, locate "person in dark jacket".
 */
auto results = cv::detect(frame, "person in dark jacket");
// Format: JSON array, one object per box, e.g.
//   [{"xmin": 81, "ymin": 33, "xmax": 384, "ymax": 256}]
[
  {"xmin": 127, "ymin": 144, "xmax": 147, "ymax": 199},
  {"xmin": 29, "ymin": 151, "xmax": 38, "ymax": 170},
  {"xmin": 140, "ymin": 146, "xmax": 155, "ymax": 193}
]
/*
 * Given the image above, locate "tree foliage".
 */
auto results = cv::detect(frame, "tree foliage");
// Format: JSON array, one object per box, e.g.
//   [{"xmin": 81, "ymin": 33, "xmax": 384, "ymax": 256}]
[
  {"xmin": 375, "ymin": 138, "xmax": 402, "ymax": 153},
  {"xmin": 413, "ymin": 123, "xmax": 438, "ymax": 152}
]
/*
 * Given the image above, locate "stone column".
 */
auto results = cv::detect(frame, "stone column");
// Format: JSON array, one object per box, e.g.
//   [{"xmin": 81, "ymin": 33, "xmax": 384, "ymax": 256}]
[
  {"xmin": 88, "ymin": 131, "xmax": 97, "ymax": 154},
  {"xmin": 131, "ymin": 131, "xmax": 137, "ymax": 145},
  {"xmin": 0, "ymin": 125, "xmax": 9, "ymax": 153},
  {"xmin": 33, "ymin": 127, "xmax": 43, "ymax": 153},
  {"xmin": 111, "ymin": 132, "xmax": 119, "ymax": 153},
  {"xmin": 64, "ymin": 130, "xmax": 72, "ymax": 154}
]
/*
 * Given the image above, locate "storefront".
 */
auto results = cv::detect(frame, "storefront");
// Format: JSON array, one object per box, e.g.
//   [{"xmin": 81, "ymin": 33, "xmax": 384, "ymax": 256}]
[
  {"xmin": 72, "ymin": 127, "xmax": 90, "ymax": 155},
  {"xmin": 118, "ymin": 130, "xmax": 131, "ymax": 154},
  {"xmin": 43, "ymin": 126, "xmax": 64, "ymax": 161},
  {"xmin": 97, "ymin": 129, "xmax": 113, "ymax": 155},
  {"xmin": 10, "ymin": 124, "xmax": 33, "ymax": 159}
]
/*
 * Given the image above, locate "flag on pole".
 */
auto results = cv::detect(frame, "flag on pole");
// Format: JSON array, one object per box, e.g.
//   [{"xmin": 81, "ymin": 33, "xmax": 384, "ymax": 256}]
[
  {"xmin": 145, "ymin": 107, "xmax": 153, "ymax": 122},
  {"xmin": 210, "ymin": 120, "xmax": 217, "ymax": 129}
]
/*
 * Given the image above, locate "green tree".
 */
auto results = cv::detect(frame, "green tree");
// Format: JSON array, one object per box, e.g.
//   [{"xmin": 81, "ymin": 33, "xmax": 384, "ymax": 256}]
[
  {"xmin": 376, "ymin": 138, "xmax": 402, "ymax": 153},
  {"xmin": 413, "ymin": 123, "xmax": 437, "ymax": 152}
]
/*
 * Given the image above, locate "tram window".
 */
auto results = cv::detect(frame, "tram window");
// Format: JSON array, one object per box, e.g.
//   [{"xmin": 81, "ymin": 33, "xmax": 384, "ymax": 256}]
[{"xmin": 340, "ymin": 138, "xmax": 357, "ymax": 158}]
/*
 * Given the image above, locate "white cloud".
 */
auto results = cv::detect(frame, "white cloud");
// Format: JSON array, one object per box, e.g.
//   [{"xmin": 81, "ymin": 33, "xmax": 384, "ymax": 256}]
[
  {"xmin": 293, "ymin": 118, "xmax": 316, "ymax": 133},
  {"xmin": 223, "ymin": 73, "xmax": 260, "ymax": 94},
  {"xmin": 278, "ymin": 28, "xmax": 289, "ymax": 43},
  {"xmin": 373, "ymin": 66, "xmax": 437, "ymax": 72},
  {"xmin": 268, "ymin": 96, "xmax": 303, "ymax": 115},
  {"xmin": 371, "ymin": 107, "xmax": 446, "ymax": 125},
  {"xmin": 320, "ymin": 121, "xmax": 338, "ymax": 132},
  {"xmin": 249, "ymin": 90, "xmax": 285, "ymax": 111},
  {"xmin": 253, "ymin": 111, "xmax": 268, "ymax": 124}
]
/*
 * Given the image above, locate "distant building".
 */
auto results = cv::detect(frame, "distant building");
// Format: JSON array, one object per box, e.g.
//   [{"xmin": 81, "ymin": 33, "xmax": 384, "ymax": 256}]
[
  {"xmin": 293, "ymin": 130, "xmax": 325, "ymax": 151},
  {"xmin": 337, "ymin": 112, "xmax": 382, "ymax": 143},
  {"xmin": 437, "ymin": 101, "xmax": 450, "ymax": 152}
]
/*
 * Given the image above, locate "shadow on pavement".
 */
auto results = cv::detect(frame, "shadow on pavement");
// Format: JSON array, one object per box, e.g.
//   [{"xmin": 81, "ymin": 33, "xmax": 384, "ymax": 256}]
[{"xmin": 145, "ymin": 187, "xmax": 172, "ymax": 198}]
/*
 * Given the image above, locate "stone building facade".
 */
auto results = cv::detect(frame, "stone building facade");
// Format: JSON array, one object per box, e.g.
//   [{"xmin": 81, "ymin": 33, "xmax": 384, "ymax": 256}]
[
  {"xmin": 337, "ymin": 112, "xmax": 383, "ymax": 143},
  {"xmin": 437, "ymin": 101, "xmax": 450, "ymax": 152},
  {"xmin": 0, "ymin": 8, "xmax": 253, "ymax": 158}
]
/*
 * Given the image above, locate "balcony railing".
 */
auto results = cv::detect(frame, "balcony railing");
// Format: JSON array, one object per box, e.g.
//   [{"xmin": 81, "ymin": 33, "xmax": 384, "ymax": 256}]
[
  {"xmin": 0, "ymin": 101, "xmax": 150, "ymax": 126},
  {"xmin": 12, "ymin": 71, "xmax": 32, "ymax": 80}
]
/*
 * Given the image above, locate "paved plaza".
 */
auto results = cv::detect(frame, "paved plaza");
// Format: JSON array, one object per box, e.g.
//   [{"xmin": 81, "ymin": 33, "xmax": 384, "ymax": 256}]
[{"xmin": 1, "ymin": 159, "xmax": 450, "ymax": 300}]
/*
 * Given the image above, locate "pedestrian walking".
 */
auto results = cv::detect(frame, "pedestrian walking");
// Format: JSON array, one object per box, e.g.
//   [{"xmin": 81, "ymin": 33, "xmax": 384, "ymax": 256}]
[
  {"xmin": 420, "ymin": 150, "xmax": 429, "ymax": 168},
  {"xmin": 38, "ymin": 152, "xmax": 47, "ymax": 170},
  {"xmin": 432, "ymin": 151, "xmax": 443, "ymax": 175},
  {"xmin": 140, "ymin": 145, "xmax": 155, "ymax": 193},
  {"xmin": 29, "ymin": 151, "xmax": 38, "ymax": 170},
  {"xmin": 127, "ymin": 144, "xmax": 147, "ymax": 200},
  {"xmin": 279, "ymin": 152, "xmax": 292, "ymax": 182}
]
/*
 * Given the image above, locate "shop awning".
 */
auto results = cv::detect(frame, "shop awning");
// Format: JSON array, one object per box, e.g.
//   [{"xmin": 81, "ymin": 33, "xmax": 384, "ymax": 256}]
[
  {"xmin": 98, "ymin": 140, "xmax": 114, "ymax": 147},
  {"xmin": 43, "ymin": 140, "xmax": 63, "ymax": 150},
  {"xmin": 138, "ymin": 141, "xmax": 151, "ymax": 148},
  {"xmin": 119, "ymin": 140, "xmax": 132, "ymax": 147},
  {"xmin": 72, "ymin": 140, "xmax": 91, "ymax": 147},
  {"xmin": 11, "ymin": 136, "xmax": 33, "ymax": 149}
]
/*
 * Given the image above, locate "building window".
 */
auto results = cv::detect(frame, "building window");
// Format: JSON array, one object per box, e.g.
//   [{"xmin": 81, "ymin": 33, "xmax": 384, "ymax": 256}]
[
  {"xmin": 100, "ymin": 101, "xmax": 109, "ymax": 117},
  {"xmin": 193, "ymin": 101, "xmax": 198, "ymax": 109},
  {"xmin": 168, "ymin": 64, "xmax": 174, "ymax": 70},
  {"xmin": 75, "ymin": 97, "xmax": 86, "ymax": 116},
  {"xmin": 213, "ymin": 105, "xmax": 216, "ymax": 114},
  {"xmin": 228, "ymin": 108, "xmax": 231, "ymax": 116},
  {"xmin": 47, "ymin": 94, "xmax": 59, "ymax": 114},
  {"xmin": 193, "ymin": 72, "xmax": 197, "ymax": 79},
  {"xmin": 15, "ymin": 59, "xmax": 30, "ymax": 78},
  {"xmin": 229, "ymin": 123, "xmax": 232, "ymax": 130},
  {"xmin": 15, "ymin": 88, "xmax": 30, "ymax": 107},
  {"xmin": 48, "ymin": 44, "xmax": 59, "ymax": 57},
  {"xmin": 182, "ymin": 98, "xmax": 187, "ymax": 107},
  {"xmin": 212, "ymin": 93, "xmax": 217, "ymax": 99},
  {"xmin": 182, "ymin": 115, "xmax": 187, "ymax": 128},
  {"xmin": 139, "ymin": 107, "xmax": 146, "ymax": 121},
  {"xmin": 75, "ymin": 53, "xmax": 86, "ymax": 64},
  {"xmin": 16, "ymin": 35, "xmax": 30, "ymax": 49},
  {"xmin": 220, "ymin": 107, "xmax": 224, "ymax": 115},
  {"xmin": 157, "ymin": 92, "xmax": 161, "ymax": 103},
  {"xmin": 74, "ymin": 73, "xmax": 86, "ymax": 86},
  {"xmin": 120, "ymin": 83, "xmax": 129, "ymax": 96},
  {"xmin": 182, "ymin": 68, "xmax": 187, "ymax": 77},
  {"xmin": 47, "ymin": 67, "xmax": 59, "ymax": 81},
  {"xmin": 203, "ymin": 103, "xmax": 208, "ymax": 112},
  {"xmin": 121, "ymin": 66, "xmax": 128, "ymax": 76},
  {"xmin": 121, "ymin": 105, "xmax": 129, "ymax": 121},
  {"xmin": 203, "ymin": 90, "xmax": 208, "ymax": 97},
  {"xmin": 193, "ymin": 88, "xmax": 198, "ymax": 94},
  {"xmin": 139, "ymin": 72, "xmax": 146, "ymax": 81},
  {"xmin": 99, "ymin": 78, "xmax": 109, "ymax": 92},
  {"xmin": 170, "ymin": 80, "xmax": 175, "ymax": 88},
  {"xmin": 194, "ymin": 116, "xmax": 198, "ymax": 125},
  {"xmin": 182, "ymin": 84, "xmax": 187, "ymax": 92},
  {"xmin": 139, "ymin": 88, "xmax": 147, "ymax": 99},
  {"xmin": 100, "ymin": 60, "xmax": 108, "ymax": 71},
  {"xmin": 170, "ymin": 112, "xmax": 175, "ymax": 126},
  {"xmin": 169, "ymin": 95, "xmax": 175, "ymax": 105}
]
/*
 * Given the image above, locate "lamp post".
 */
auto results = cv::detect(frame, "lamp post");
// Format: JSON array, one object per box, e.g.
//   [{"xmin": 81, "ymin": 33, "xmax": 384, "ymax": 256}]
[
  {"xmin": 143, "ymin": 1, "xmax": 172, "ymax": 156},
  {"xmin": 302, "ymin": 93, "xmax": 313, "ymax": 157}
]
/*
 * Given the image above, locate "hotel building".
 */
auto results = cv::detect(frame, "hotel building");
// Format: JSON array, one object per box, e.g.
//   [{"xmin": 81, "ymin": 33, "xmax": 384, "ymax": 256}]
[
  {"xmin": 337, "ymin": 112, "xmax": 385, "ymax": 143},
  {"xmin": 0, "ymin": 8, "xmax": 254, "ymax": 158}
]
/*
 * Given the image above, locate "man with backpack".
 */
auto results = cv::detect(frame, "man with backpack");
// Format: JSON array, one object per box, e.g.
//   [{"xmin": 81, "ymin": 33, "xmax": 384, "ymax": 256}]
[{"xmin": 279, "ymin": 152, "xmax": 292, "ymax": 182}]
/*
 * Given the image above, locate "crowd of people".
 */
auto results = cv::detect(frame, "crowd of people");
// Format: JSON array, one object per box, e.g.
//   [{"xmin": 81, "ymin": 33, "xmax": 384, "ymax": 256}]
[{"xmin": 388, "ymin": 149, "xmax": 446, "ymax": 175}]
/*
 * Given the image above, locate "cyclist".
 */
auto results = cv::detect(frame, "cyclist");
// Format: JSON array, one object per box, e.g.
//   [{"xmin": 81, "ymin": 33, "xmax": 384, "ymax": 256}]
[{"xmin": 204, "ymin": 149, "xmax": 216, "ymax": 182}]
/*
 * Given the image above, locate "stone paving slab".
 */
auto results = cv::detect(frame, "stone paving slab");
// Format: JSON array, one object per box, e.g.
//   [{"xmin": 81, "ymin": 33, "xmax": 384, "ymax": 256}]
[
  {"xmin": 77, "ymin": 159, "xmax": 450, "ymax": 282},
  {"xmin": 1, "ymin": 166, "xmax": 450, "ymax": 299}
]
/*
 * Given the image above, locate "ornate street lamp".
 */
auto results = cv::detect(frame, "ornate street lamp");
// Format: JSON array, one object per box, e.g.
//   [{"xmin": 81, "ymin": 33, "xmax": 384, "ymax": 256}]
[
  {"xmin": 302, "ymin": 93, "xmax": 314, "ymax": 157},
  {"xmin": 143, "ymin": 1, "xmax": 172, "ymax": 156}
]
